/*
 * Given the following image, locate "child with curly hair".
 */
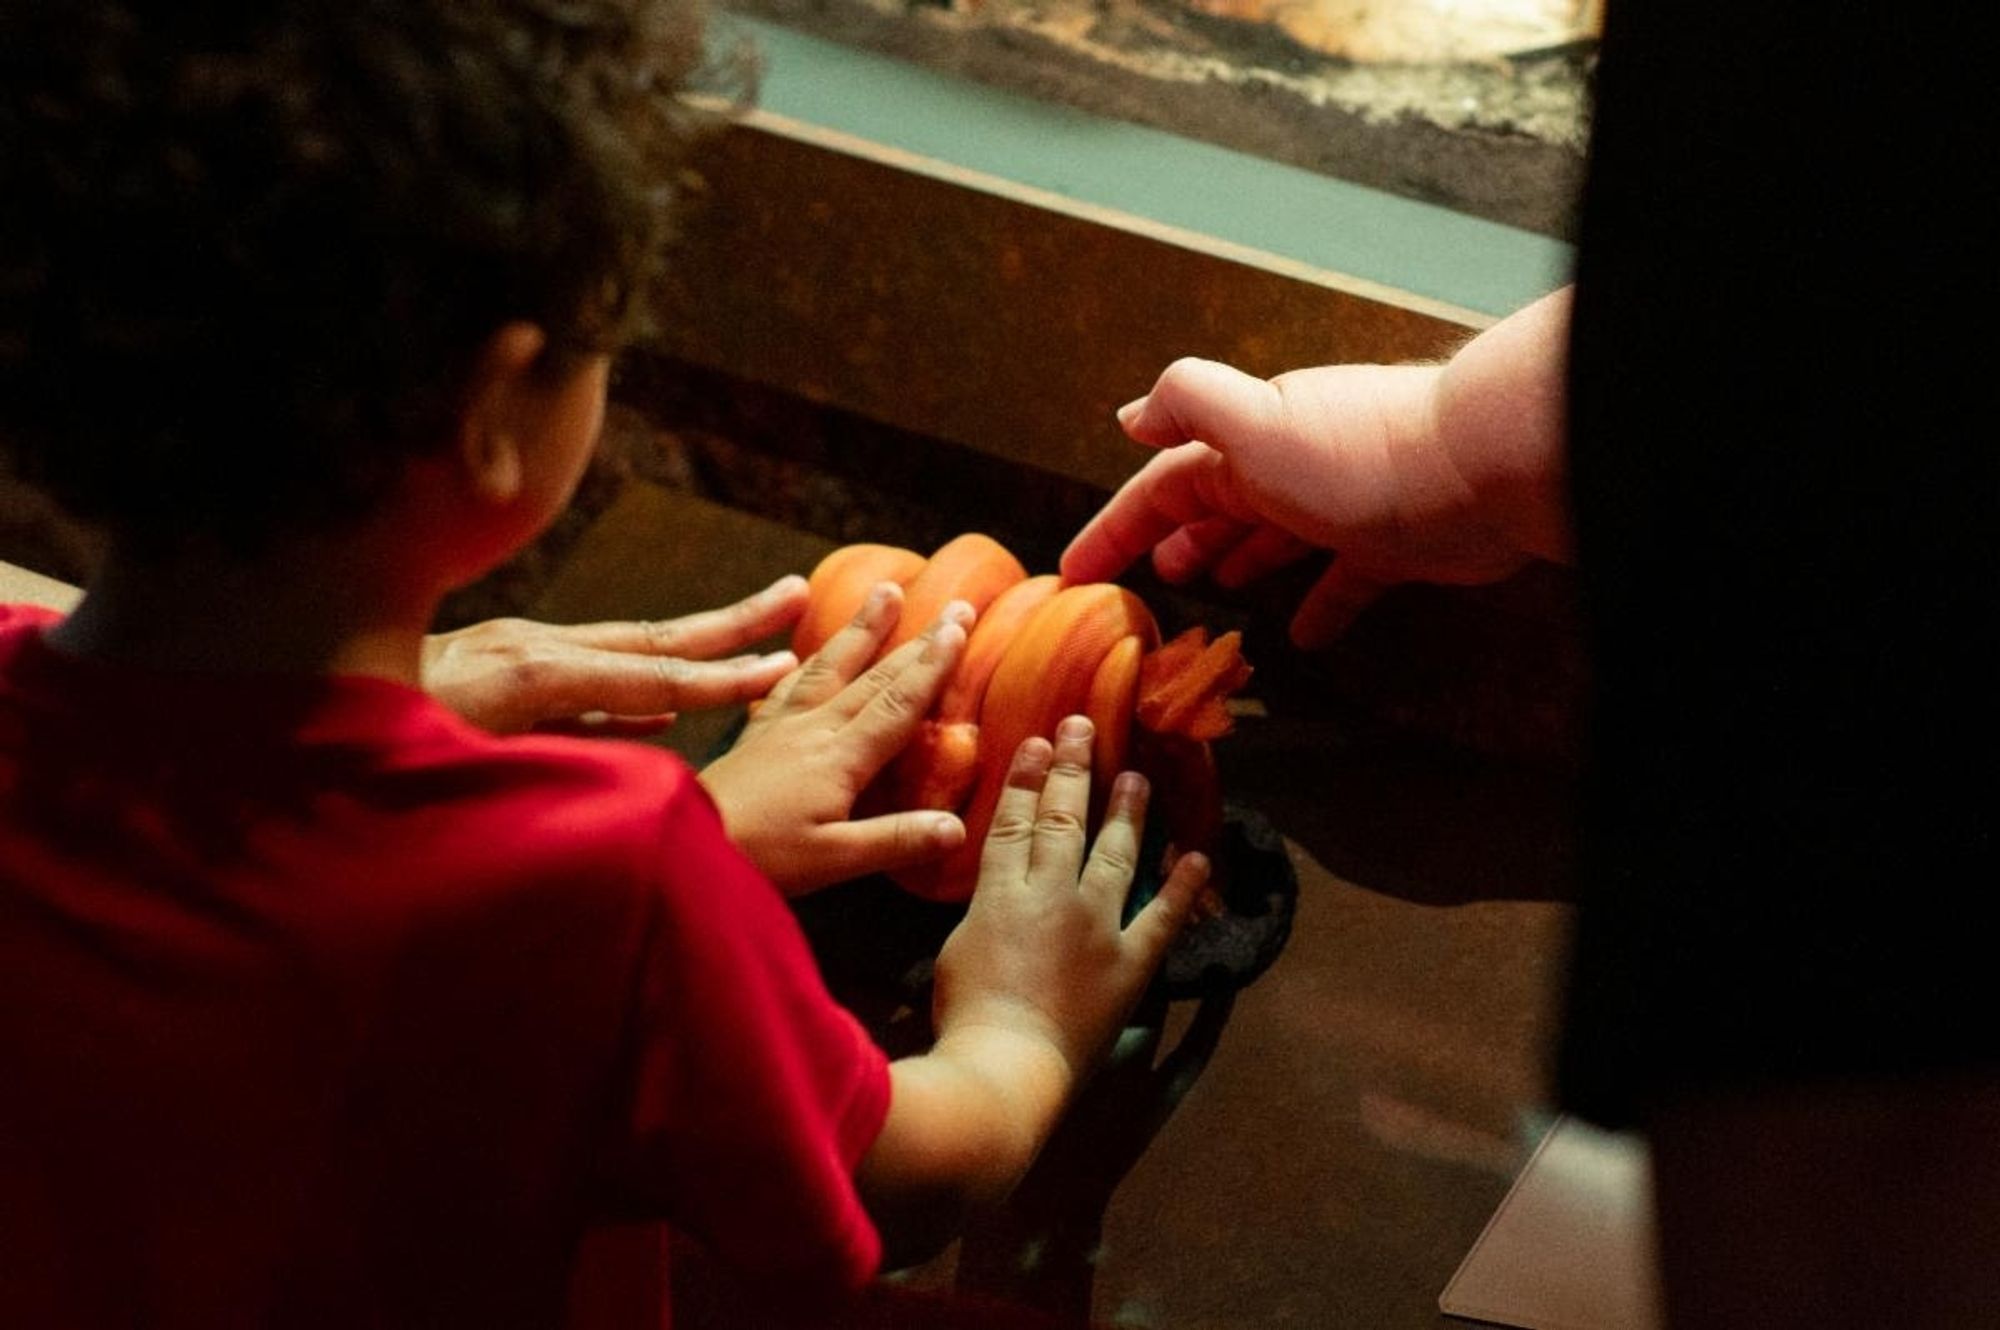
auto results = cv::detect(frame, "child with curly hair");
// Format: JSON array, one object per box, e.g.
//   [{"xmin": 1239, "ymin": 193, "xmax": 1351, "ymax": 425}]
[{"xmin": 0, "ymin": 3, "xmax": 1206, "ymax": 1325}]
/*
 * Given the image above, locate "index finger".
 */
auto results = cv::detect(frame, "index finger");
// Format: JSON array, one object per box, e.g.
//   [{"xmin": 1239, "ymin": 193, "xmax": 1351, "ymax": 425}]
[
  {"xmin": 552, "ymin": 648, "xmax": 797, "ymax": 717},
  {"xmin": 1061, "ymin": 445, "xmax": 1246, "ymax": 585},
  {"xmin": 828, "ymin": 608, "xmax": 970, "ymax": 773},
  {"xmin": 554, "ymin": 575, "xmax": 809, "ymax": 659}
]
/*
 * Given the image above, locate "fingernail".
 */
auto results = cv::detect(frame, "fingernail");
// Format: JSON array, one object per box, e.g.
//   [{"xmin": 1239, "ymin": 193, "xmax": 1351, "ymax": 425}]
[
  {"xmin": 941, "ymin": 598, "xmax": 975, "ymax": 628},
  {"xmin": 928, "ymin": 813, "xmax": 965, "ymax": 847},
  {"xmin": 922, "ymin": 622, "xmax": 965, "ymax": 661},
  {"xmin": 1182, "ymin": 851, "xmax": 1211, "ymax": 880},
  {"xmin": 758, "ymin": 650, "xmax": 796, "ymax": 669},
  {"xmin": 1116, "ymin": 396, "xmax": 1147, "ymax": 427},
  {"xmin": 1057, "ymin": 715, "xmax": 1093, "ymax": 741},
  {"xmin": 863, "ymin": 581, "xmax": 898, "ymax": 615},
  {"xmin": 769, "ymin": 574, "xmax": 807, "ymax": 596},
  {"xmin": 1114, "ymin": 771, "xmax": 1149, "ymax": 800}
]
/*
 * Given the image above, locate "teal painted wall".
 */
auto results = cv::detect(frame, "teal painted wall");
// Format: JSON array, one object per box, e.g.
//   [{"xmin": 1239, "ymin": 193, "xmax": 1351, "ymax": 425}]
[{"xmin": 726, "ymin": 16, "xmax": 1575, "ymax": 319}]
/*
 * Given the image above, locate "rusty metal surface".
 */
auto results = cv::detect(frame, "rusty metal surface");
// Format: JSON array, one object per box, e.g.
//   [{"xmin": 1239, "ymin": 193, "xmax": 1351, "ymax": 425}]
[{"xmin": 648, "ymin": 118, "xmax": 1474, "ymax": 496}]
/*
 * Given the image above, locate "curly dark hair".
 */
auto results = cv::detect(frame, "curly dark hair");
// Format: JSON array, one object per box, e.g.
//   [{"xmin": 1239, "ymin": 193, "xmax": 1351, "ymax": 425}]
[{"xmin": 0, "ymin": 0, "xmax": 741, "ymax": 553}]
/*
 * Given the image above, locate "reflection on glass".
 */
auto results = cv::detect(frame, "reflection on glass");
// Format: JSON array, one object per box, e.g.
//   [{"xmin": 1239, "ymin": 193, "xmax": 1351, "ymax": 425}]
[
  {"xmin": 728, "ymin": 0, "xmax": 1597, "ymax": 235},
  {"xmin": 973, "ymin": 0, "xmax": 1601, "ymax": 63},
  {"xmin": 1242, "ymin": 0, "xmax": 1600, "ymax": 62}
]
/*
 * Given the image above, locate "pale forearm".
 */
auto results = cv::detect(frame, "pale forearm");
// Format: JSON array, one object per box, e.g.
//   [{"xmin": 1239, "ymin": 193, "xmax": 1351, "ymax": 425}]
[
  {"xmin": 858, "ymin": 1026, "xmax": 1075, "ymax": 1269},
  {"xmin": 1431, "ymin": 285, "xmax": 1574, "ymax": 564}
]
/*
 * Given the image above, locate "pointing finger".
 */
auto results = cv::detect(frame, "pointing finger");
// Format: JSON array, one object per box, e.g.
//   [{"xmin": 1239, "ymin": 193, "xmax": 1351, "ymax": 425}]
[{"xmin": 1062, "ymin": 445, "xmax": 1248, "ymax": 586}]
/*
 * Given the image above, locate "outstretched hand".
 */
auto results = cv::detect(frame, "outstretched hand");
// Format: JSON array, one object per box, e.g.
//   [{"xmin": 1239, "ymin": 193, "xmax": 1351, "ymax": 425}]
[
  {"xmin": 933, "ymin": 716, "xmax": 1209, "ymax": 1080},
  {"xmin": 422, "ymin": 575, "xmax": 809, "ymax": 735},
  {"xmin": 856, "ymin": 718, "xmax": 1209, "ymax": 1265},
  {"xmin": 699, "ymin": 582, "xmax": 973, "ymax": 895},
  {"xmin": 1061, "ymin": 288, "xmax": 1573, "ymax": 648}
]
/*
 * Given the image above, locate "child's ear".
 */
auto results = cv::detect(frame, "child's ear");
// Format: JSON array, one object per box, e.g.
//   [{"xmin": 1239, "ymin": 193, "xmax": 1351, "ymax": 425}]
[{"xmin": 456, "ymin": 322, "xmax": 549, "ymax": 506}]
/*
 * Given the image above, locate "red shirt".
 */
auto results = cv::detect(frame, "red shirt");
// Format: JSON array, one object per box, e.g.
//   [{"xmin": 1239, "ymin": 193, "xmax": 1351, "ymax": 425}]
[{"xmin": 0, "ymin": 605, "xmax": 889, "ymax": 1328}]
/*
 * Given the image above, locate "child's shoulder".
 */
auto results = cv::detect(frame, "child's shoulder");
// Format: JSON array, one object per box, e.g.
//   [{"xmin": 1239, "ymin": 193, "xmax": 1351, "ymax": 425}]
[
  {"xmin": 0, "ymin": 607, "xmax": 747, "ymax": 904},
  {"xmin": 0, "ymin": 600, "xmax": 64, "ymax": 637},
  {"xmin": 407, "ymin": 723, "xmax": 743, "ymax": 908},
  {"xmin": 438, "ymin": 720, "xmax": 719, "ymax": 848},
  {"xmin": 0, "ymin": 600, "xmax": 70, "ymax": 692},
  {"xmin": 319, "ymin": 683, "xmax": 732, "ymax": 872},
  {"xmin": 395, "ymin": 723, "xmax": 788, "ymax": 970}
]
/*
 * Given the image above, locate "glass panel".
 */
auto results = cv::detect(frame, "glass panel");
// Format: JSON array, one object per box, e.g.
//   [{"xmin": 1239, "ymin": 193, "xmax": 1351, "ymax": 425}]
[{"xmin": 724, "ymin": 0, "xmax": 1597, "ymax": 238}]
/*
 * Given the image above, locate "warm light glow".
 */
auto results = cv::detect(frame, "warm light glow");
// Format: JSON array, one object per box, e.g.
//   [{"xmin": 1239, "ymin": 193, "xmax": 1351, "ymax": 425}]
[{"xmin": 1178, "ymin": 0, "xmax": 1602, "ymax": 62}]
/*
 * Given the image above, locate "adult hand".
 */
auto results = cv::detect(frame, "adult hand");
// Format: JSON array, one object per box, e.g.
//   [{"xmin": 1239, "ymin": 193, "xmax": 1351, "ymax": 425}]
[
  {"xmin": 421, "ymin": 575, "xmax": 807, "ymax": 735},
  {"xmin": 1062, "ymin": 288, "xmax": 1573, "ymax": 648},
  {"xmin": 698, "ymin": 583, "xmax": 973, "ymax": 894}
]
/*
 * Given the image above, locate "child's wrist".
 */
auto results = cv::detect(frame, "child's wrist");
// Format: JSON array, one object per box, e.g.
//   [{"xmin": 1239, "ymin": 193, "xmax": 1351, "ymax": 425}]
[{"xmin": 931, "ymin": 1014, "xmax": 1079, "ymax": 1139}]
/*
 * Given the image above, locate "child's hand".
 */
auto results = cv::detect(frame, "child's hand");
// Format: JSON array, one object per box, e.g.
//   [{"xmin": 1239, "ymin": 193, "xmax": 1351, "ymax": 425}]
[
  {"xmin": 421, "ymin": 576, "xmax": 808, "ymax": 735},
  {"xmin": 699, "ymin": 583, "xmax": 973, "ymax": 894},
  {"xmin": 932, "ymin": 716, "xmax": 1209, "ymax": 1083},
  {"xmin": 855, "ymin": 719, "xmax": 1208, "ymax": 1265}
]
